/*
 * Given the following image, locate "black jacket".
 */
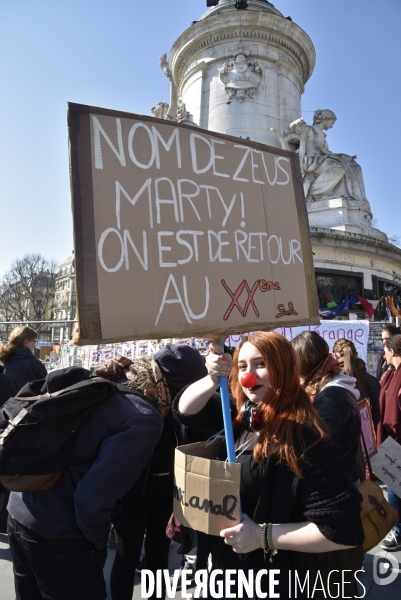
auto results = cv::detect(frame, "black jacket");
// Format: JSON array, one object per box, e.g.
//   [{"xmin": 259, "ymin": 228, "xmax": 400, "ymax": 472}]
[
  {"xmin": 2, "ymin": 347, "xmax": 47, "ymax": 392},
  {"xmin": 112, "ymin": 409, "xmax": 199, "ymax": 531},
  {"xmin": 365, "ymin": 372, "xmax": 380, "ymax": 427},
  {"xmin": 0, "ymin": 371, "xmax": 16, "ymax": 407},
  {"xmin": 313, "ymin": 383, "xmax": 364, "ymax": 482},
  {"xmin": 376, "ymin": 355, "xmax": 389, "ymax": 380}
]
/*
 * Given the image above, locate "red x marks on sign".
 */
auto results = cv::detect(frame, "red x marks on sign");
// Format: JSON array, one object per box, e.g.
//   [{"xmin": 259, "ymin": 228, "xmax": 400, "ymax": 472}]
[{"xmin": 221, "ymin": 279, "xmax": 260, "ymax": 321}]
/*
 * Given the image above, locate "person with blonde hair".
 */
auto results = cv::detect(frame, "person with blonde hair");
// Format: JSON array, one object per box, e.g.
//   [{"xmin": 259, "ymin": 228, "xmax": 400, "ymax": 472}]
[
  {"xmin": 332, "ymin": 337, "xmax": 380, "ymax": 427},
  {"xmin": 0, "ymin": 325, "xmax": 47, "ymax": 391}
]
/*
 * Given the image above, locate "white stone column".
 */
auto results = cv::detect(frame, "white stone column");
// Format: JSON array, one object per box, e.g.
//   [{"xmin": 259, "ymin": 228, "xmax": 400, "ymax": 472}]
[{"xmin": 168, "ymin": 2, "xmax": 315, "ymax": 146}]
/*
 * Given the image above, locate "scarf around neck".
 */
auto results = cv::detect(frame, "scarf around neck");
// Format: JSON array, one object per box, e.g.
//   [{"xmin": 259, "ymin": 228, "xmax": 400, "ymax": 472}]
[{"xmin": 377, "ymin": 365, "xmax": 401, "ymax": 445}]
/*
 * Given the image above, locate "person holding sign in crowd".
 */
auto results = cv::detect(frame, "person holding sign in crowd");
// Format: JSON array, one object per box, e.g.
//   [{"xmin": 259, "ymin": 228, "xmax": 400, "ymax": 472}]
[
  {"xmin": 377, "ymin": 333, "xmax": 401, "ymax": 551},
  {"xmin": 173, "ymin": 332, "xmax": 364, "ymax": 599}
]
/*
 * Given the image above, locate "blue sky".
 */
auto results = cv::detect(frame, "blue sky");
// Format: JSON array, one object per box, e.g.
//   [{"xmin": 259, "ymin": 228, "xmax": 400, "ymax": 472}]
[{"xmin": 0, "ymin": 0, "xmax": 399, "ymax": 275}]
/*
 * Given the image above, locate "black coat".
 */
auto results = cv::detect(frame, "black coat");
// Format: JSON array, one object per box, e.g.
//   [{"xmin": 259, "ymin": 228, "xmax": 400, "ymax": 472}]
[
  {"xmin": 2, "ymin": 347, "xmax": 48, "ymax": 393},
  {"xmin": 376, "ymin": 355, "xmax": 389, "ymax": 380},
  {"xmin": 0, "ymin": 371, "xmax": 16, "ymax": 407},
  {"xmin": 172, "ymin": 393, "xmax": 364, "ymax": 599},
  {"xmin": 313, "ymin": 384, "xmax": 365, "ymax": 482},
  {"xmin": 112, "ymin": 410, "xmax": 186, "ymax": 531},
  {"xmin": 365, "ymin": 372, "xmax": 381, "ymax": 427}
]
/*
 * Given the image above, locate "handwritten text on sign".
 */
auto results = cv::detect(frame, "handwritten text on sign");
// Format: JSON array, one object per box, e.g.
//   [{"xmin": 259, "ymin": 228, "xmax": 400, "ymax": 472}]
[
  {"xmin": 69, "ymin": 105, "xmax": 318, "ymax": 343},
  {"xmin": 225, "ymin": 320, "xmax": 369, "ymax": 363}
]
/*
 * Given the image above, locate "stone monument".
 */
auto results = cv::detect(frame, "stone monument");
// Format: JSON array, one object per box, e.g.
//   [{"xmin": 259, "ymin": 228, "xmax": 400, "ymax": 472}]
[
  {"xmin": 151, "ymin": 0, "xmax": 401, "ymax": 304},
  {"xmin": 153, "ymin": 0, "xmax": 314, "ymax": 147}
]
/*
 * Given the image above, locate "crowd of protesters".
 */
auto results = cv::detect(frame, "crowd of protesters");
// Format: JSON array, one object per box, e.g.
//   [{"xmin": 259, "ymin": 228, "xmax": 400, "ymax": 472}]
[{"xmin": 0, "ymin": 323, "xmax": 400, "ymax": 599}]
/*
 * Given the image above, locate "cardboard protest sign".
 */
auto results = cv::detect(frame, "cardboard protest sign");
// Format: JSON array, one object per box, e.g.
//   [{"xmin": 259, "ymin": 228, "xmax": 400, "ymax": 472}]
[
  {"xmin": 358, "ymin": 399, "xmax": 377, "ymax": 458},
  {"xmin": 173, "ymin": 439, "xmax": 241, "ymax": 536},
  {"xmin": 68, "ymin": 103, "xmax": 319, "ymax": 345},
  {"xmin": 371, "ymin": 437, "xmax": 401, "ymax": 499}
]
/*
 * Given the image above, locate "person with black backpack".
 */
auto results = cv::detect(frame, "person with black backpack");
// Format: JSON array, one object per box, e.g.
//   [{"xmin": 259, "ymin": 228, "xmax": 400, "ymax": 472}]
[
  {"xmin": 2, "ymin": 366, "xmax": 163, "ymax": 600},
  {"xmin": 90, "ymin": 344, "xmax": 207, "ymax": 600}
]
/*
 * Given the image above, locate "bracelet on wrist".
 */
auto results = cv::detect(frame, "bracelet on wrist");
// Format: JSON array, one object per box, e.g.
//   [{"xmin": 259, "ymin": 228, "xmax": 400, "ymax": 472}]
[
  {"xmin": 266, "ymin": 523, "xmax": 278, "ymax": 563},
  {"xmin": 260, "ymin": 523, "xmax": 269, "ymax": 559}
]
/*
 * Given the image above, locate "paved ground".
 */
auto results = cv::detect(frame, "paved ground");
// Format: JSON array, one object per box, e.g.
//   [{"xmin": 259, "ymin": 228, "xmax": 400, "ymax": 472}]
[{"xmin": 1, "ymin": 523, "xmax": 401, "ymax": 598}]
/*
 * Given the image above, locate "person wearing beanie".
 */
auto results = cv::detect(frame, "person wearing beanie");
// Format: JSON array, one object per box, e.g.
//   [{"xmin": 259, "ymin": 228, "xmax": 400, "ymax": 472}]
[{"xmin": 95, "ymin": 345, "xmax": 207, "ymax": 600}]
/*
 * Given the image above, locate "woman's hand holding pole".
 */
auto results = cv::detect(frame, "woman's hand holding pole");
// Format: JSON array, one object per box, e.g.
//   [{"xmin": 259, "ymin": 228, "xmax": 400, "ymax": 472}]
[{"xmin": 178, "ymin": 342, "xmax": 232, "ymax": 415}]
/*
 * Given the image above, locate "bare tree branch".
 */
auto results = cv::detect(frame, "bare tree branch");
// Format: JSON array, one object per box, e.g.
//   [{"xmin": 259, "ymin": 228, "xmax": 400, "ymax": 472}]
[{"xmin": 0, "ymin": 254, "xmax": 56, "ymax": 334}]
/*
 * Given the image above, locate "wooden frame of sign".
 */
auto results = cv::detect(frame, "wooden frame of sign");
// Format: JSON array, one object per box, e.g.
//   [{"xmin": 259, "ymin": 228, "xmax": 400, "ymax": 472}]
[{"xmin": 68, "ymin": 103, "xmax": 319, "ymax": 345}]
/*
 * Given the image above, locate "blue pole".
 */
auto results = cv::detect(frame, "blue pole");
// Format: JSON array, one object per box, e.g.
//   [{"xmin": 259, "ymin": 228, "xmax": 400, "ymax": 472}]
[
  {"xmin": 218, "ymin": 344, "xmax": 243, "ymax": 524},
  {"xmin": 219, "ymin": 375, "xmax": 236, "ymax": 464}
]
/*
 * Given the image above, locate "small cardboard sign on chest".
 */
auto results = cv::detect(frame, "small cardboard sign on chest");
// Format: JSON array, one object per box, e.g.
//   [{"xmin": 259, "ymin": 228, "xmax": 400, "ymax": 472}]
[
  {"xmin": 371, "ymin": 436, "xmax": 401, "ymax": 499},
  {"xmin": 173, "ymin": 438, "xmax": 241, "ymax": 536}
]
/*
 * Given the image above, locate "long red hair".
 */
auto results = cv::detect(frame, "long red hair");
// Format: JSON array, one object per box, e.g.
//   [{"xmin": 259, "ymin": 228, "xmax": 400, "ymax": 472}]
[{"xmin": 230, "ymin": 332, "xmax": 326, "ymax": 476}]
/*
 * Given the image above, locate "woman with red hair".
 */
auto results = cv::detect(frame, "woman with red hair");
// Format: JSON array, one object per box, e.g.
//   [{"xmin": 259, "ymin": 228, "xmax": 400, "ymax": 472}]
[{"xmin": 173, "ymin": 332, "xmax": 363, "ymax": 599}]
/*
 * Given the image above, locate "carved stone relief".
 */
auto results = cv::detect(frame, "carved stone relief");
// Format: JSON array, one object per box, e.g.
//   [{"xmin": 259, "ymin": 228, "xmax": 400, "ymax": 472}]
[{"xmin": 219, "ymin": 51, "xmax": 262, "ymax": 102}]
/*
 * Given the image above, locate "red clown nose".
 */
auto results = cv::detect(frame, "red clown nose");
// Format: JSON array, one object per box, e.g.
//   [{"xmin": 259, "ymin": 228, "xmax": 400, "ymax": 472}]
[{"xmin": 240, "ymin": 373, "xmax": 257, "ymax": 389}]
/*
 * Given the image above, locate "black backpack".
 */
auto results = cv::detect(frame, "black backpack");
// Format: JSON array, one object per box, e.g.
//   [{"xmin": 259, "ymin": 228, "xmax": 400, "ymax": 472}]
[{"xmin": 0, "ymin": 367, "xmax": 117, "ymax": 486}]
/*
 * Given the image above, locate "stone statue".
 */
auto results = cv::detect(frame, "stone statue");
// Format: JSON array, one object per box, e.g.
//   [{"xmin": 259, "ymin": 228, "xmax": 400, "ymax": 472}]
[
  {"xmin": 176, "ymin": 98, "xmax": 195, "ymax": 124},
  {"xmin": 219, "ymin": 53, "xmax": 262, "ymax": 102},
  {"xmin": 151, "ymin": 102, "xmax": 169, "ymax": 120},
  {"xmin": 285, "ymin": 109, "xmax": 368, "ymax": 203},
  {"xmin": 153, "ymin": 54, "xmax": 197, "ymax": 126},
  {"xmin": 158, "ymin": 53, "xmax": 179, "ymax": 121}
]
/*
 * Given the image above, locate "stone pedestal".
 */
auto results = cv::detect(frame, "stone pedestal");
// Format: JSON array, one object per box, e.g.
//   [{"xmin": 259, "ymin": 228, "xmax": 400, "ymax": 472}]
[{"xmin": 307, "ymin": 197, "xmax": 387, "ymax": 241}]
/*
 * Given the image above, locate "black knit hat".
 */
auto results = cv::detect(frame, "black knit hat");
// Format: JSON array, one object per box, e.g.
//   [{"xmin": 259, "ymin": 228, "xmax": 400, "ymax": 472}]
[{"xmin": 154, "ymin": 344, "xmax": 207, "ymax": 398}]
